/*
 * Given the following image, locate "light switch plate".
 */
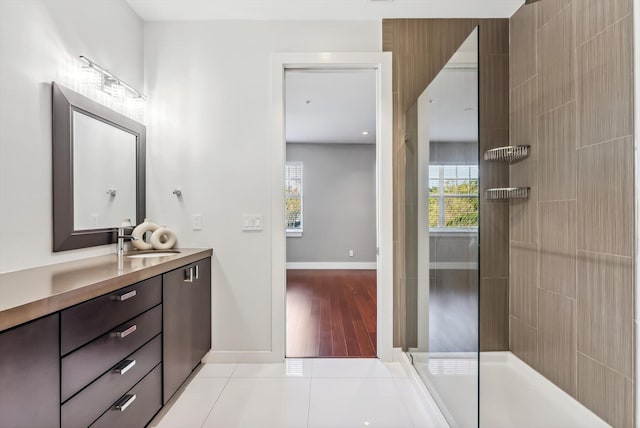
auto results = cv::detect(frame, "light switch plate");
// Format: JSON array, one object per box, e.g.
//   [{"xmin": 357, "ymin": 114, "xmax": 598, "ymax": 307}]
[
  {"xmin": 242, "ymin": 214, "xmax": 263, "ymax": 231},
  {"xmin": 192, "ymin": 214, "xmax": 202, "ymax": 230}
]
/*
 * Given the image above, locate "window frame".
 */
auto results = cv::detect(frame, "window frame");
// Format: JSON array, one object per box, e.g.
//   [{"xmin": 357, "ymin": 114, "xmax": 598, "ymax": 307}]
[
  {"xmin": 285, "ymin": 162, "xmax": 303, "ymax": 237},
  {"xmin": 429, "ymin": 164, "xmax": 479, "ymax": 232}
]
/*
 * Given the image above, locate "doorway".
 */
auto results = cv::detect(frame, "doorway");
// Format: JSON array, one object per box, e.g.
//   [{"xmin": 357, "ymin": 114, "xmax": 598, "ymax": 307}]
[
  {"xmin": 271, "ymin": 53, "xmax": 393, "ymax": 362},
  {"xmin": 284, "ymin": 69, "xmax": 377, "ymax": 357}
]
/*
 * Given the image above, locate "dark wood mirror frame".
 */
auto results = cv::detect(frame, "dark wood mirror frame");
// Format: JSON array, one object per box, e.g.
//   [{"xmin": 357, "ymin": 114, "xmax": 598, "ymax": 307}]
[{"xmin": 52, "ymin": 82, "xmax": 146, "ymax": 252}]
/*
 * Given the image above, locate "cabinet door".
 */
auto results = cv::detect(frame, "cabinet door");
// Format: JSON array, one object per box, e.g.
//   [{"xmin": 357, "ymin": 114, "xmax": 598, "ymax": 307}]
[
  {"xmin": 0, "ymin": 314, "xmax": 60, "ymax": 428},
  {"xmin": 162, "ymin": 265, "xmax": 193, "ymax": 403},
  {"xmin": 191, "ymin": 258, "xmax": 212, "ymax": 368}
]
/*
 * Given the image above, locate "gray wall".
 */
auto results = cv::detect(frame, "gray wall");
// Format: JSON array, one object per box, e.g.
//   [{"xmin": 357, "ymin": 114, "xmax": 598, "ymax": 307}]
[{"xmin": 286, "ymin": 143, "xmax": 376, "ymax": 263}]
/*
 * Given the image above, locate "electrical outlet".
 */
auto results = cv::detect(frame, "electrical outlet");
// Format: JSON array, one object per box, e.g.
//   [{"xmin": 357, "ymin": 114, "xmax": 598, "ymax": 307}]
[
  {"xmin": 192, "ymin": 214, "xmax": 202, "ymax": 230},
  {"xmin": 349, "ymin": 249, "xmax": 354, "ymax": 257}
]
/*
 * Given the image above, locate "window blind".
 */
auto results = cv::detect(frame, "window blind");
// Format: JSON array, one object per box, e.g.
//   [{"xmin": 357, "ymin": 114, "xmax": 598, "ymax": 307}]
[{"xmin": 285, "ymin": 162, "xmax": 303, "ymax": 231}]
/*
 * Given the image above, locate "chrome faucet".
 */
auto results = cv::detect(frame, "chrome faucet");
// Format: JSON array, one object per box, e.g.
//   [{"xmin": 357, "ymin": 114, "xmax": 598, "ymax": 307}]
[{"xmin": 117, "ymin": 226, "xmax": 138, "ymax": 257}]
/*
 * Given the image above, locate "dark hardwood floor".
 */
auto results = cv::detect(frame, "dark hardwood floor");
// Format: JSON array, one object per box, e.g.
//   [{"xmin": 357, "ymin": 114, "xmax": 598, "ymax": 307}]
[{"xmin": 286, "ymin": 269, "xmax": 377, "ymax": 358}]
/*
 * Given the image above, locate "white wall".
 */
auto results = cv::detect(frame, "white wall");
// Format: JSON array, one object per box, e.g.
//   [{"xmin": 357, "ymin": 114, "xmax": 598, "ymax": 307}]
[
  {"xmin": 0, "ymin": 0, "xmax": 143, "ymax": 273},
  {"xmin": 144, "ymin": 20, "xmax": 381, "ymax": 354}
]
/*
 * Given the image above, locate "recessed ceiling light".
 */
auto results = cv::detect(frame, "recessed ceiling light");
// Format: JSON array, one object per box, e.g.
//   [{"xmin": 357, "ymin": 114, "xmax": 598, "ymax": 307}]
[{"xmin": 362, "ymin": 131, "xmax": 369, "ymax": 136}]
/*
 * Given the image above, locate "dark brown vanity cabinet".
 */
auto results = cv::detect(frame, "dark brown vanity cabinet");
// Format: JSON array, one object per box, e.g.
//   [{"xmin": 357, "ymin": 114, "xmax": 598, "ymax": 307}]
[
  {"xmin": 60, "ymin": 286, "xmax": 163, "ymax": 428},
  {"xmin": 0, "ymin": 252, "xmax": 212, "ymax": 428},
  {"xmin": 162, "ymin": 257, "xmax": 212, "ymax": 403},
  {"xmin": 0, "ymin": 314, "xmax": 60, "ymax": 428}
]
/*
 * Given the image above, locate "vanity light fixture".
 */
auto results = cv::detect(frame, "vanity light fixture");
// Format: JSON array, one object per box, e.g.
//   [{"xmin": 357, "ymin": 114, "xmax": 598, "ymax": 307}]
[
  {"xmin": 362, "ymin": 131, "xmax": 369, "ymax": 135},
  {"xmin": 79, "ymin": 56, "xmax": 146, "ymax": 100}
]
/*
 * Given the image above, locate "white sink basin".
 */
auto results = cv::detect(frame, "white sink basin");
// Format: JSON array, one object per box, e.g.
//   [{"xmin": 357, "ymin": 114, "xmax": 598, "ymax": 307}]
[{"xmin": 127, "ymin": 251, "xmax": 180, "ymax": 259}]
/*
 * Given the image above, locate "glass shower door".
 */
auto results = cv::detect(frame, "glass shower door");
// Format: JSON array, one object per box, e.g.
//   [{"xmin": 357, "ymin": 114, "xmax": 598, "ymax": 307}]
[{"xmin": 405, "ymin": 28, "xmax": 480, "ymax": 428}]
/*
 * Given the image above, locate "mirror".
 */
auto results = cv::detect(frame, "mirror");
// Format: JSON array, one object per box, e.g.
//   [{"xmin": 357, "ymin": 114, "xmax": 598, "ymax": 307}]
[
  {"xmin": 52, "ymin": 82, "xmax": 146, "ymax": 251},
  {"xmin": 72, "ymin": 111, "xmax": 137, "ymax": 230}
]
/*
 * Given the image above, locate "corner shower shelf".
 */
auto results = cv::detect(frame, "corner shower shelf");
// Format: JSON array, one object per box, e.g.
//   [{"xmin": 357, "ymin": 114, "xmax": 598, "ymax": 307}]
[
  {"xmin": 485, "ymin": 187, "xmax": 530, "ymax": 200},
  {"xmin": 484, "ymin": 145, "xmax": 530, "ymax": 163}
]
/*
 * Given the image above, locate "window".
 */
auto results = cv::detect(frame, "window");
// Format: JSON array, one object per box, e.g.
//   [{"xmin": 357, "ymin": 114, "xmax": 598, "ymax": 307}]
[
  {"xmin": 285, "ymin": 162, "xmax": 303, "ymax": 236},
  {"xmin": 429, "ymin": 165, "xmax": 478, "ymax": 229}
]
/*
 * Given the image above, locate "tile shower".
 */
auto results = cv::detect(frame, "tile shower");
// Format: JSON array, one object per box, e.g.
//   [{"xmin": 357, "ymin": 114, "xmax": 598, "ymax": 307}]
[
  {"xmin": 509, "ymin": 1, "xmax": 634, "ymax": 426},
  {"xmin": 385, "ymin": 0, "xmax": 636, "ymax": 426}
]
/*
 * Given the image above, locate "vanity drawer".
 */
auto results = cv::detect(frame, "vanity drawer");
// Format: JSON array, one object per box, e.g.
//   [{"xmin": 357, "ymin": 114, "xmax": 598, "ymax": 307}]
[
  {"xmin": 61, "ymin": 305, "xmax": 162, "ymax": 402},
  {"xmin": 90, "ymin": 364, "xmax": 162, "ymax": 428},
  {"xmin": 61, "ymin": 276, "xmax": 162, "ymax": 355},
  {"xmin": 61, "ymin": 335, "xmax": 161, "ymax": 428}
]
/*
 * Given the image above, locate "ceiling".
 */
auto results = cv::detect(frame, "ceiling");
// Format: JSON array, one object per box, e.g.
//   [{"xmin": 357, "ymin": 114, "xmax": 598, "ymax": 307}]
[
  {"xmin": 125, "ymin": 0, "xmax": 522, "ymax": 21},
  {"xmin": 285, "ymin": 70, "xmax": 376, "ymax": 144}
]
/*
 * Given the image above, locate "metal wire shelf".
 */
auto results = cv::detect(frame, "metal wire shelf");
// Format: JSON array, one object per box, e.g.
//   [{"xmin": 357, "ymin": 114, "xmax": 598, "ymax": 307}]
[
  {"xmin": 483, "ymin": 145, "xmax": 530, "ymax": 163},
  {"xmin": 485, "ymin": 187, "xmax": 530, "ymax": 200}
]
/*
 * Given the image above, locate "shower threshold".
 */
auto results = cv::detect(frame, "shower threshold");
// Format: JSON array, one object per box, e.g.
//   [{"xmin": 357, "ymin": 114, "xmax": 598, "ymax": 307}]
[{"xmin": 409, "ymin": 351, "xmax": 609, "ymax": 428}]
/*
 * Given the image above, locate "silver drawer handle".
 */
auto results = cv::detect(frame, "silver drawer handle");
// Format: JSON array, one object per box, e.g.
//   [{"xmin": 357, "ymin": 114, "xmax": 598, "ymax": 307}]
[
  {"xmin": 112, "ymin": 324, "xmax": 137, "ymax": 339},
  {"xmin": 113, "ymin": 359, "xmax": 136, "ymax": 375},
  {"xmin": 195, "ymin": 264, "xmax": 199, "ymax": 280},
  {"xmin": 111, "ymin": 290, "xmax": 137, "ymax": 301},
  {"xmin": 184, "ymin": 267, "xmax": 193, "ymax": 283},
  {"xmin": 114, "ymin": 394, "xmax": 137, "ymax": 412}
]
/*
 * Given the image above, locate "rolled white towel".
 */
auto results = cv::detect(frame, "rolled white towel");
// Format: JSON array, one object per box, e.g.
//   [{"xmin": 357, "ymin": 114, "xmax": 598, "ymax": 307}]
[
  {"xmin": 131, "ymin": 218, "xmax": 159, "ymax": 250},
  {"xmin": 150, "ymin": 226, "xmax": 177, "ymax": 250}
]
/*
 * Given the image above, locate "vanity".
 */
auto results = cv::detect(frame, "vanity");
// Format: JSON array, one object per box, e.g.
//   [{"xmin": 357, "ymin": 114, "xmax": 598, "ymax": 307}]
[
  {"xmin": 0, "ymin": 76, "xmax": 211, "ymax": 427},
  {"xmin": 0, "ymin": 249, "xmax": 212, "ymax": 428}
]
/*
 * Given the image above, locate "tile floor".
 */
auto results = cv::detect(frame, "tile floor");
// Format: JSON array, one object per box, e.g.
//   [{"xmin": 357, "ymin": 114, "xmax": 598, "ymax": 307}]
[{"xmin": 150, "ymin": 358, "xmax": 448, "ymax": 428}]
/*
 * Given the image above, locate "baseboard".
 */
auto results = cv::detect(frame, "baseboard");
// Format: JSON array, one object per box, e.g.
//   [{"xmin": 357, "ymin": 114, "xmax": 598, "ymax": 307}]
[
  {"xmin": 203, "ymin": 350, "xmax": 284, "ymax": 363},
  {"xmin": 286, "ymin": 262, "xmax": 377, "ymax": 270}
]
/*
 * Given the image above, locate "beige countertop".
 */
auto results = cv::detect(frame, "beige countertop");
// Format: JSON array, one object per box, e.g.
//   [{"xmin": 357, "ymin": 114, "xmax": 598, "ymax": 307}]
[{"xmin": 0, "ymin": 248, "xmax": 213, "ymax": 332}]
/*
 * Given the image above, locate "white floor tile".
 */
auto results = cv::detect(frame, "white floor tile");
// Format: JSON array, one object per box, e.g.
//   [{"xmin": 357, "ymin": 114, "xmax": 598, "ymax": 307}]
[
  {"xmin": 154, "ymin": 358, "xmax": 446, "ymax": 428},
  {"xmin": 202, "ymin": 378, "xmax": 311, "ymax": 428},
  {"xmin": 311, "ymin": 358, "xmax": 393, "ymax": 378},
  {"xmin": 232, "ymin": 358, "xmax": 312, "ymax": 378},
  {"xmin": 308, "ymin": 378, "xmax": 414, "ymax": 428},
  {"xmin": 386, "ymin": 362, "xmax": 409, "ymax": 378},
  {"xmin": 153, "ymin": 378, "xmax": 228, "ymax": 428},
  {"xmin": 196, "ymin": 363, "xmax": 237, "ymax": 378}
]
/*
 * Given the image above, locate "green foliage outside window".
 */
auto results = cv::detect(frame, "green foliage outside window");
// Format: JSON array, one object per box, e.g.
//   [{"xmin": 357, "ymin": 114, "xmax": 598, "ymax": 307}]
[
  {"xmin": 285, "ymin": 163, "xmax": 303, "ymax": 230},
  {"xmin": 429, "ymin": 166, "xmax": 479, "ymax": 228},
  {"xmin": 286, "ymin": 197, "xmax": 301, "ymax": 229}
]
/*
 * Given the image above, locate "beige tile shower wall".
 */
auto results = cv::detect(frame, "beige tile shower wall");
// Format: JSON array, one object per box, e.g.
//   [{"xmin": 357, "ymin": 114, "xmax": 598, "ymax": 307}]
[
  {"xmin": 382, "ymin": 19, "xmax": 510, "ymax": 351},
  {"xmin": 509, "ymin": 1, "xmax": 635, "ymax": 426}
]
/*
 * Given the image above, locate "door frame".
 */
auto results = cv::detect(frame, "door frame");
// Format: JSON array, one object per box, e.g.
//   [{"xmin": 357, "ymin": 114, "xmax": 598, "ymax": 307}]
[{"xmin": 271, "ymin": 52, "xmax": 393, "ymax": 361}]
